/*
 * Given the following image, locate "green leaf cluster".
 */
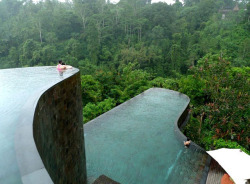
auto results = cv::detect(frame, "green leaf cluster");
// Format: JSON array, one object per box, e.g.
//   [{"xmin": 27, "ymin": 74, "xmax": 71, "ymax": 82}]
[{"xmin": 183, "ymin": 54, "xmax": 250, "ymax": 151}]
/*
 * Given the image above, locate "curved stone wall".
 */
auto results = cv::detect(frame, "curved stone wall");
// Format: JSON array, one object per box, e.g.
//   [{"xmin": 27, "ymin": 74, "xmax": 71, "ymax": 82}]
[{"xmin": 33, "ymin": 71, "xmax": 86, "ymax": 184}]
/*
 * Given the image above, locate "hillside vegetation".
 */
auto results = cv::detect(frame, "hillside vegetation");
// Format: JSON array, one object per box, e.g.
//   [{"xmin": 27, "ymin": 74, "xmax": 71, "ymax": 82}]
[{"xmin": 0, "ymin": 0, "xmax": 249, "ymax": 152}]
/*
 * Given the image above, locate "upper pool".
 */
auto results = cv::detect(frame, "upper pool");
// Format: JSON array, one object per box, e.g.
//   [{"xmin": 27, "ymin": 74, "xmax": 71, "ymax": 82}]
[
  {"xmin": 0, "ymin": 67, "xmax": 78, "ymax": 184},
  {"xmin": 84, "ymin": 88, "xmax": 209, "ymax": 184}
]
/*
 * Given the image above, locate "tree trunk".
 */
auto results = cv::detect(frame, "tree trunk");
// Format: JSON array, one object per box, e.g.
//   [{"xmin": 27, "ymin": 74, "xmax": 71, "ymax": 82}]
[
  {"xmin": 36, "ymin": 21, "xmax": 43, "ymax": 44},
  {"xmin": 81, "ymin": 12, "xmax": 86, "ymax": 30}
]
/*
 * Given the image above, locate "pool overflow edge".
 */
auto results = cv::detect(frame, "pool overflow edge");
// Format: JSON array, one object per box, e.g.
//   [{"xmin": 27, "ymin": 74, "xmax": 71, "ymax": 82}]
[{"xmin": 175, "ymin": 104, "xmax": 211, "ymax": 184}]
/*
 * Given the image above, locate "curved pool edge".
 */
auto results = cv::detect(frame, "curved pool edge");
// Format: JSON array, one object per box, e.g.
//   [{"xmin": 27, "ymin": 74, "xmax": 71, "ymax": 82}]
[
  {"xmin": 84, "ymin": 87, "xmax": 211, "ymax": 183},
  {"xmin": 85, "ymin": 88, "xmax": 188, "ymax": 127},
  {"xmin": 173, "ymin": 91, "xmax": 211, "ymax": 184},
  {"xmin": 15, "ymin": 68, "xmax": 87, "ymax": 184},
  {"xmin": 84, "ymin": 87, "xmax": 209, "ymax": 153}
]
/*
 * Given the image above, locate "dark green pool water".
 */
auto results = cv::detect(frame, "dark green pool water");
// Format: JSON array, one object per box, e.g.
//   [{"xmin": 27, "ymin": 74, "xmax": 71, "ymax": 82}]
[{"xmin": 84, "ymin": 88, "xmax": 208, "ymax": 184}]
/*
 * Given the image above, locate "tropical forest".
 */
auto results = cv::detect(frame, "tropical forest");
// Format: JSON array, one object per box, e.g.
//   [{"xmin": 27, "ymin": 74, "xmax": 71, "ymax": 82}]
[{"xmin": 0, "ymin": 0, "xmax": 249, "ymax": 153}]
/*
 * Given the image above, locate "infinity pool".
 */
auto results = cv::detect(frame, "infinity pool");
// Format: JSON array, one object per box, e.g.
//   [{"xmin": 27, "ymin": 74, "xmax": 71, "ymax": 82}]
[
  {"xmin": 84, "ymin": 88, "xmax": 209, "ymax": 184},
  {"xmin": 1, "ymin": 67, "xmax": 209, "ymax": 184},
  {"xmin": 0, "ymin": 67, "xmax": 78, "ymax": 184}
]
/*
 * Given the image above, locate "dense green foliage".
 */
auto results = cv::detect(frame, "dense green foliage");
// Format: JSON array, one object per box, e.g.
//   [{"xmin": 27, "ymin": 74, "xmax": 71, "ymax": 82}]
[
  {"xmin": 0, "ymin": 0, "xmax": 249, "ymax": 151},
  {"xmin": 213, "ymin": 138, "xmax": 250, "ymax": 155},
  {"xmin": 182, "ymin": 55, "xmax": 249, "ymax": 151}
]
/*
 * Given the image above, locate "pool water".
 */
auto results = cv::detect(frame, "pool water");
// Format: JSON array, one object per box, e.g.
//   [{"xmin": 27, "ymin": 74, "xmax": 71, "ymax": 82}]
[
  {"xmin": 0, "ymin": 67, "xmax": 78, "ymax": 184},
  {"xmin": 0, "ymin": 67, "xmax": 208, "ymax": 184},
  {"xmin": 84, "ymin": 88, "xmax": 208, "ymax": 184}
]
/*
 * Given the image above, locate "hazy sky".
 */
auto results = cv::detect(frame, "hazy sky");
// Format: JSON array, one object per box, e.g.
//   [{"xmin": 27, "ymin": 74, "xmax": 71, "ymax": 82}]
[
  {"xmin": 32, "ymin": 0, "xmax": 176, "ymax": 5},
  {"xmin": 110, "ymin": 0, "xmax": 176, "ymax": 4}
]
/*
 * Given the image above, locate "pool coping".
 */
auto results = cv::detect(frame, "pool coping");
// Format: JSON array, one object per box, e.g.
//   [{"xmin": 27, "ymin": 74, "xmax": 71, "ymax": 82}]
[
  {"xmin": 15, "ymin": 67, "xmax": 80, "ymax": 184},
  {"xmin": 173, "ymin": 94, "xmax": 211, "ymax": 184}
]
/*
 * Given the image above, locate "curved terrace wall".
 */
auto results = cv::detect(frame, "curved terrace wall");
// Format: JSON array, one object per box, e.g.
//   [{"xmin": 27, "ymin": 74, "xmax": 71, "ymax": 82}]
[
  {"xmin": 14, "ymin": 68, "xmax": 86, "ymax": 184},
  {"xmin": 33, "ymin": 72, "xmax": 87, "ymax": 184}
]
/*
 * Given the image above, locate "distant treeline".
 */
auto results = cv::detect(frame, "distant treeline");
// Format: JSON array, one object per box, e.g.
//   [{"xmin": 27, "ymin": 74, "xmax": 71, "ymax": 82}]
[
  {"xmin": 0, "ymin": 0, "xmax": 249, "ymax": 71},
  {"xmin": 0, "ymin": 0, "xmax": 249, "ymax": 152}
]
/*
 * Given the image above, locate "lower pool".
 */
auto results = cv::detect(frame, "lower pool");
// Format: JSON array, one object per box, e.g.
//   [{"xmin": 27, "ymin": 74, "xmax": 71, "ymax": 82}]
[{"xmin": 84, "ymin": 88, "xmax": 209, "ymax": 184}]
